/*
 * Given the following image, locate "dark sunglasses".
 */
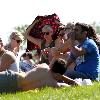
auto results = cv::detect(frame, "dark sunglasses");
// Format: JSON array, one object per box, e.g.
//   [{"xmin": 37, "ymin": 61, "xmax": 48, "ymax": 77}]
[
  {"xmin": 42, "ymin": 32, "xmax": 49, "ymax": 35},
  {"xmin": 12, "ymin": 38, "xmax": 22, "ymax": 43}
]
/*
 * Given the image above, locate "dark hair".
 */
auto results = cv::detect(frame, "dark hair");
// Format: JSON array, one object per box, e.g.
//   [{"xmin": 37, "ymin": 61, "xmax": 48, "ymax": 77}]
[
  {"xmin": 21, "ymin": 52, "xmax": 33, "ymax": 59},
  {"xmin": 0, "ymin": 38, "xmax": 2, "ymax": 42},
  {"xmin": 56, "ymin": 26, "xmax": 65, "ymax": 37},
  {"xmin": 26, "ymin": 52, "xmax": 33, "ymax": 59},
  {"xmin": 21, "ymin": 53, "xmax": 26, "ymax": 58},
  {"xmin": 51, "ymin": 59, "xmax": 66, "ymax": 75},
  {"xmin": 75, "ymin": 23, "xmax": 89, "ymax": 34},
  {"xmin": 88, "ymin": 25, "xmax": 100, "ymax": 50}
]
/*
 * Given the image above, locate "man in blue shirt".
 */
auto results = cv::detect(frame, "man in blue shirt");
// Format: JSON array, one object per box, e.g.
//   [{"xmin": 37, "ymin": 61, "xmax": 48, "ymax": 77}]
[{"xmin": 64, "ymin": 23, "xmax": 100, "ymax": 81}]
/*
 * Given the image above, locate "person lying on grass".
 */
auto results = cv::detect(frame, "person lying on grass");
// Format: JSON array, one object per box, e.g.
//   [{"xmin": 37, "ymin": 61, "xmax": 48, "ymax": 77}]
[{"xmin": 0, "ymin": 58, "xmax": 79, "ymax": 93}]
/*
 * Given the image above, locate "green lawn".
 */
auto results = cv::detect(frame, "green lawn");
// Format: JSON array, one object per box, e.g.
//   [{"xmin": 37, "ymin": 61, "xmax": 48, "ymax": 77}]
[{"xmin": 0, "ymin": 82, "xmax": 100, "ymax": 100}]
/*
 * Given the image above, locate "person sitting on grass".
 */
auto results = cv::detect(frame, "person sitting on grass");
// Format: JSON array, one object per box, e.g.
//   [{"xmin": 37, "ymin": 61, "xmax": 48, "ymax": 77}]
[
  {"xmin": 0, "ymin": 38, "xmax": 19, "ymax": 72},
  {"xmin": 19, "ymin": 52, "xmax": 35, "ymax": 72},
  {"xmin": 64, "ymin": 23, "xmax": 100, "ymax": 81},
  {"xmin": 0, "ymin": 58, "xmax": 79, "ymax": 93}
]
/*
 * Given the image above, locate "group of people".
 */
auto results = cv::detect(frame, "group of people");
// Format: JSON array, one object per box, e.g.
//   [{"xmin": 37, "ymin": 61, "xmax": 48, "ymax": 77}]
[
  {"xmin": 25, "ymin": 20, "xmax": 100, "ymax": 81},
  {"xmin": 0, "ymin": 18, "xmax": 100, "ymax": 93}
]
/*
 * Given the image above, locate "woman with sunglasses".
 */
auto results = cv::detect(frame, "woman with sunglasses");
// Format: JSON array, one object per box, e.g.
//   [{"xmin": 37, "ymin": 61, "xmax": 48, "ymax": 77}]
[
  {"xmin": 4, "ymin": 32, "xmax": 24, "ymax": 72},
  {"xmin": 25, "ymin": 20, "xmax": 61, "ymax": 64},
  {"xmin": 4, "ymin": 32, "xmax": 23, "ymax": 56}
]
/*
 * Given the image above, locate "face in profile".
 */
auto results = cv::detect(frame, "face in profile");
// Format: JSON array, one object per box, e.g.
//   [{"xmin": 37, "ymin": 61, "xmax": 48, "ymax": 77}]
[{"xmin": 73, "ymin": 25, "xmax": 83, "ymax": 40}]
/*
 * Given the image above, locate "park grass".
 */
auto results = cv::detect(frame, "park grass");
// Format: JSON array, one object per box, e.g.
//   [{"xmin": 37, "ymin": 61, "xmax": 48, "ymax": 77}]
[{"xmin": 0, "ymin": 82, "xmax": 100, "ymax": 100}]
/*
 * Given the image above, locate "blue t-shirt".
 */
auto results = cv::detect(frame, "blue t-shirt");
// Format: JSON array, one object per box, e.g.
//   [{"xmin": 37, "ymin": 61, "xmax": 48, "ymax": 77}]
[
  {"xmin": 19, "ymin": 60, "xmax": 33, "ymax": 72},
  {"xmin": 70, "ymin": 38, "xmax": 100, "ymax": 80}
]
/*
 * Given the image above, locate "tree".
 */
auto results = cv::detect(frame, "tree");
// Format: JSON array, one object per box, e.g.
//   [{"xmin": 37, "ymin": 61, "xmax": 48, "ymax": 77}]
[{"xmin": 91, "ymin": 22, "xmax": 100, "ymax": 34}]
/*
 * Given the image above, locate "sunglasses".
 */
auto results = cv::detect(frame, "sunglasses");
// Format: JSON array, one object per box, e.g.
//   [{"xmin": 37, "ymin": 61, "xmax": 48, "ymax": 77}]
[
  {"xmin": 42, "ymin": 32, "xmax": 49, "ymax": 35},
  {"xmin": 12, "ymin": 38, "xmax": 22, "ymax": 43}
]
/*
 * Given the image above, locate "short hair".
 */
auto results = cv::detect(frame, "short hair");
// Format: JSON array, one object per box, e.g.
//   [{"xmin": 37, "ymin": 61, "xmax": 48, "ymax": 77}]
[
  {"xmin": 42, "ymin": 25, "xmax": 53, "ymax": 33},
  {"xmin": 21, "ymin": 52, "xmax": 33, "ymax": 59},
  {"xmin": 26, "ymin": 52, "xmax": 33, "ymax": 59},
  {"xmin": 75, "ymin": 23, "xmax": 89, "ymax": 33},
  {"xmin": 51, "ymin": 58, "xmax": 66, "ymax": 75}
]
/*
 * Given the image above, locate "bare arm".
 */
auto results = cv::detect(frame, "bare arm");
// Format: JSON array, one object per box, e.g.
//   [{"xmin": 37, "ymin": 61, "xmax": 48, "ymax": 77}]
[
  {"xmin": 53, "ymin": 73, "xmax": 79, "ymax": 86},
  {"xmin": 70, "ymin": 40, "xmax": 86, "ymax": 57},
  {"xmin": 70, "ymin": 32, "xmax": 86, "ymax": 57},
  {"xmin": 24, "ymin": 20, "xmax": 42, "ymax": 48},
  {"xmin": 55, "ymin": 38, "xmax": 71, "ymax": 53},
  {"xmin": 0, "ymin": 51, "xmax": 16, "ymax": 71}
]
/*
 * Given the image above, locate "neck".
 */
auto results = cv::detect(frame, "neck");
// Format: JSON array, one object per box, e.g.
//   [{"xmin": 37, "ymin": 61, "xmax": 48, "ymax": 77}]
[
  {"xmin": 46, "ymin": 38, "xmax": 53, "ymax": 44},
  {"xmin": 78, "ymin": 38, "xmax": 86, "ymax": 43}
]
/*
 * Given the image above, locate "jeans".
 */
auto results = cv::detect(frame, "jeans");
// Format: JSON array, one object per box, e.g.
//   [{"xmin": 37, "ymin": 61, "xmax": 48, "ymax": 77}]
[{"xmin": 64, "ymin": 70, "xmax": 90, "ymax": 80}]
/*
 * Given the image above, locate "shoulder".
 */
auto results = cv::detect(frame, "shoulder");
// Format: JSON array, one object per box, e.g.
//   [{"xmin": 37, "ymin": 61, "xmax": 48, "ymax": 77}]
[
  {"xmin": 37, "ymin": 63, "xmax": 49, "ymax": 68},
  {"xmin": 83, "ymin": 38, "xmax": 97, "ymax": 47},
  {"xmin": 84, "ymin": 38, "xmax": 95, "ymax": 44},
  {"xmin": 82, "ymin": 38, "xmax": 98, "ymax": 53},
  {"xmin": 5, "ymin": 50, "xmax": 15, "ymax": 56},
  {"xmin": 3, "ymin": 50, "xmax": 16, "ymax": 60},
  {"xmin": 35, "ymin": 63, "xmax": 50, "ymax": 71}
]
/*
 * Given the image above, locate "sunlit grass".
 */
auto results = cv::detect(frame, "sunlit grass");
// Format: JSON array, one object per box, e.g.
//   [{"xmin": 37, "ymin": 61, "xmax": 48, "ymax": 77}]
[{"xmin": 0, "ymin": 82, "xmax": 100, "ymax": 100}]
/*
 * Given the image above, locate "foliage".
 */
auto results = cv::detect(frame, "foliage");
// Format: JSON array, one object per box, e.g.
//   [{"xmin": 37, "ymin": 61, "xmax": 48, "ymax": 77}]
[
  {"xmin": 14, "ymin": 25, "xmax": 28, "ymax": 33},
  {"xmin": 91, "ymin": 22, "xmax": 100, "ymax": 34}
]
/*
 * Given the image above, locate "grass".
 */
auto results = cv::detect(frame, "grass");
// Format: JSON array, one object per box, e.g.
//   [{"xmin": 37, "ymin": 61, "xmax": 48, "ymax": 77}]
[{"xmin": 0, "ymin": 82, "xmax": 100, "ymax": 100}]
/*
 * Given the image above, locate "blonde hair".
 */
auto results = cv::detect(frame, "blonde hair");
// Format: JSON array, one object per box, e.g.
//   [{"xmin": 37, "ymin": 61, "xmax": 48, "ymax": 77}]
[
  {"xmin": 42, "ymin": 25, "xmax": 53, "ymax": 33},
  {"xmin": 10, "ymin": 32, "xmax": 24, "ymax": 41}
]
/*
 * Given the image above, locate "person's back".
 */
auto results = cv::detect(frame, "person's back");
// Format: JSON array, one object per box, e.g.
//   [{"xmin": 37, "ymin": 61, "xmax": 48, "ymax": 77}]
[
  {"xmin": 19, "ymin": 58, "xmax": 67, "ymax": 90},
  {"xmin": 19, "ymin": 63, "xmax": 58, "ymax": 90}
]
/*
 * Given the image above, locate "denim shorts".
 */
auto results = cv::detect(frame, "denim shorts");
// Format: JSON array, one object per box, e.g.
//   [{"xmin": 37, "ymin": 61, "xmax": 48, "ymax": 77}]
[{"xmin": 0, "ymin": 70, "xmax": 20, "ymax": 93}]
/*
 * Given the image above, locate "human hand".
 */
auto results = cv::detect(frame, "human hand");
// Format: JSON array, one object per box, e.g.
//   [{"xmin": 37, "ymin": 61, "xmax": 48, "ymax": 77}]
[
  {"xmin": 51, "ymin": 47, "xmax": 60, "ymax": 58},
  {"xmin": 32, "ymin": 19, "xmax": 40, "ymax": 25},
  {"xmin": 54, "ymin": 20, "xmax": 63, "ymax": 26}
]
